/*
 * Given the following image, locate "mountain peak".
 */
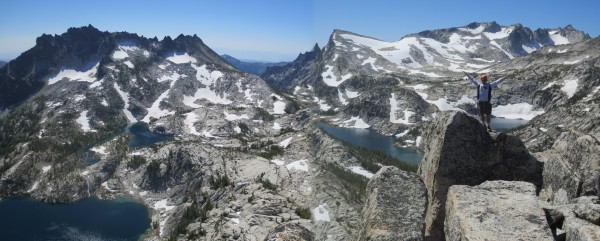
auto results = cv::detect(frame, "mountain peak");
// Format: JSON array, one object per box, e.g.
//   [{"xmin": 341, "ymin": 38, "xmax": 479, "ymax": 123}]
[{"xmin": 311, "ymin": 43, "xmax": 321, "ymax": 52}]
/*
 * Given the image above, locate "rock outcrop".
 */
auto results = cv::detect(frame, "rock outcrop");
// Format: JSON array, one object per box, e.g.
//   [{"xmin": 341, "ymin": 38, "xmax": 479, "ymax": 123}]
[
  {"xmin": 264, "ymin": 223, "xmax": 314, "ymax": 241},
  {"xmin": 545, "ymin": 196, "xmax": 600, "ymax": 241},
  {"xmin": 357, "ymin": 166, "xmax": 426, "ymax": 241},
  {"xmin": 539, "ymin": 132, "xmax": 600, "ymax": 204},
  {"xmin": 445, "ymin": 181, "xmax": 553, "ymax": 241},
  {"xmin": 418, "ymin": 111, "xmax": 543, "ymax": 239}
]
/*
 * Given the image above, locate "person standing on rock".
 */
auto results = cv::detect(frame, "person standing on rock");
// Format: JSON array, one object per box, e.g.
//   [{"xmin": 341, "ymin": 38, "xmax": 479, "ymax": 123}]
[{"xmin": 464, "ymin": 72, "xmax": 507, "ymax": 131}]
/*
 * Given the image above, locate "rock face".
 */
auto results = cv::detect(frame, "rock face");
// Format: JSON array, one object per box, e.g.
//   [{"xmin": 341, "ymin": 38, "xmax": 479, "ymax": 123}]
[
  {"xmin": 418, "ymin": 111, "xmax": 543, "ymax": 239},
  {"xmin": 445, "ymin": 181, "xmax": 553, "ymax": 241},
  {"xmin": 541, "ymin": 132, "xmax": 600, "ymax": 204},
  {"xmin": 357, "ymin": 166, "xmax": 426, "ymax": 241},
  {"xmin": 264, "ymin": 223, "xmax": 314, "ymax": 241},
  {"xmin": 545, "ymin": 197, "xmax": 600, "ymax": 241}
]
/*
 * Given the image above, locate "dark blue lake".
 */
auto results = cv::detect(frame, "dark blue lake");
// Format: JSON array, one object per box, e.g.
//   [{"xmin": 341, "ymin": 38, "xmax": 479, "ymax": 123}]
[
  {"xmin": 0, "ymin": 196, "xmax": 150, "ymax": 241},
  {"xmin": 317, "ymin": 123, "xmax": 424, "ymax": 164},
  {"xmin": 127, "ymin": 122, "xmax": 171, "ymax": 148},
  {"xmin": 82, "ymin": 122, "xmax": 169, "ymax": 167}
]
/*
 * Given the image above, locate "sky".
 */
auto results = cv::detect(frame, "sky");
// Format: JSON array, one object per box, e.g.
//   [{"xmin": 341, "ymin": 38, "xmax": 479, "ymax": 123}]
[{"xmin": 1, "ymin": 0, "xmax": 599, "ymax": 62}]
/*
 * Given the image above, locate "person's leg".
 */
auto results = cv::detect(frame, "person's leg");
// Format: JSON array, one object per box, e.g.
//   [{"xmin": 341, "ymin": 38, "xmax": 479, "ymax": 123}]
[{"xmin": 478, "ymin": 102, "xmax": 487, "ymax": 127}]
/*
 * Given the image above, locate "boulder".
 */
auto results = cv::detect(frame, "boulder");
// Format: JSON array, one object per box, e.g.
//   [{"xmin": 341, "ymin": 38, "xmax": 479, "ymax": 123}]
[
  {"xmin": 445, "ymin": 181, "xmax": 553, "ymax": 241},
  {"xmin": 357, "ymin": 166, "xmax": 426, "ymax": 241},
  {"xmin": 264, "ymin": 223, "xmax": 314, "ymax": 241},
  {"xmin": 540, "ymin": 132, "xmax": 600, "ymax": 204},
  {"xmin": 545, "ymin": 199, "xmax": 600, "ymax": 241},
  {"xmin": 418, "ymin": 111, "xmax": 543, "ymax": 239}
]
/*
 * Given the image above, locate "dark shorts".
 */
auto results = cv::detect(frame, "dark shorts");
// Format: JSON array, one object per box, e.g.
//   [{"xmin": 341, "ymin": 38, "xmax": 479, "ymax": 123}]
[{"xmin": 478, "ymin": 101, "xmax": 492, "ymax": 115}]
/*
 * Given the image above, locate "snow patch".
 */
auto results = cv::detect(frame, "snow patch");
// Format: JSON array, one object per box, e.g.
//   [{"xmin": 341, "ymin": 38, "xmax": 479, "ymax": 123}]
[
  {"xmin": 48, "ymin": 62, "xmax": 99, "ymax": 85},
  {"xmin": 342, "ymin": 116, "xmax": 370, "ymax": 129},
  {"xmin": 123, "ymin": 61, "xmax": 134, "ymax": 69},
  {"xmin": 346, "ymin": 89, "xmax": 359, "ymax": 98},
  {"xmin": 27, "ymin": 181, "xmax": 39, "ymax": 192},
  {"xmin": 561, "ymin": 79, "xmax": 578, "ymax": 98},
  {"xmin": 279, "ymin": 137, "xmax": 293, "ymax": 148},
  {"xmin": 154, "ymin": 199, "xmax": 175, "ymax": 211},
  {"xmin": 42, "ymin": 165, "xmax": 52, "ymax": 174},
  {"xmin": 321, "ymin": 65, "xmax": 352, "ymax": 87},
  {"xmin": 549, "ymin": 32, "xmax": 570, "ymax": 45},
  {"xmin": 543, "ymin": 81, "xmax": 557, "ymax": 90},
  {"xmin": 90, "ymin": 78, "xmax": 104, "ymax": 88},
  {"xmin": 184, "ymin": 88, "xmax": 232, "ymax": 106},
  {"xmin": 349, "ymin": 166, "xmax": 374, "ymax": 178},
  {"xmin": 112, "ymin": 49, "xmax": 129, "ymax": 59},
  {"xmin": 76, "ymin": 111, "xmax": 96, "ymax": 132},
  {"xmin": 185, "ymin": 112, "xmax": 201, "ymax": 136},
  {"xmin": 142, "ymin": 88, "xmax": 175, "ymax": 123},
  {"xmin": 90, "ymin": 146, "xmax": 108, "ymax": 155},
  {"xmin": 113, "ymin": 83, "xmax": 137, "ymax": 123},
  {"xmin": 389, "ymin": 93, "xmax": 414, "ymax": 125},
  {"xmin": 539, "ymin": 127, "xmax": 548, "ymax": 132},
  {"xmin": 395, "ymin": 129, "xmax": 410, "ymax": 138},
  {"xmin": 167, "ymin": 53, "xmax": 197, "ymax": 64},
  {"xmin": 272, "ymin": 122, "xmax": 282, "ymax": 130},
  {"xmin": 313, "ymin": 203, "xmax": 331, "ymax": 222},
  {"xmin": 224, "ymin": 112, "xmax": 249, "ymax": 121},
  {"xmin": 271, "ymin": 159, "xmax": 285, "ymax": 166},
  {"xmin": 273, "ymin": 100, "xmax": 286, "ymax": 114},
  {"xmin": 286, "ymin": 159, "xmax": 309, "ymax": 172},
  {"xmin": 158, "ymin": 72, "xmax": 181, "ymax": 83}
]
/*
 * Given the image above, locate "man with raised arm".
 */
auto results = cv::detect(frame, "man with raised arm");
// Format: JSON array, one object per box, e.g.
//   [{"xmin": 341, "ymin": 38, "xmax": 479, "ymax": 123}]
[{"xmin": 464, "ymin": 72, "xmax": 507, "ymax": 132}]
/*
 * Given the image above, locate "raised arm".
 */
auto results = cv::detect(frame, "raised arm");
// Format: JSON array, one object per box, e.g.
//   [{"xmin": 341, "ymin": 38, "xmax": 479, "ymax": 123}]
[
  {"xmin": 490, "ymin": 76, "xmax": 507, "ymax": 88},
  {"xmin": 464, "ymin": 72, "xmax": 479, "ymax": 87}
]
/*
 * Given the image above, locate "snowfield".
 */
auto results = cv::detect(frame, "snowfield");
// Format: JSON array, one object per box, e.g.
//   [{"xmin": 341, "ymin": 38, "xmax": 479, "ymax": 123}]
[
  {"xmin": 48, "ymin": 62, "xmax": 99, "ymax": 85},
  {"xmin": 493, "ymin": 103, "xmax": 544, "ymax": 120}
]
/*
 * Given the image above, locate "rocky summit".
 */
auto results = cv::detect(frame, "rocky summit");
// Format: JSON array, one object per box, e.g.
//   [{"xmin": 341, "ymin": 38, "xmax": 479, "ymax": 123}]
[
  {"xmin": 1, "ymin": 21, "xmax": 599, "ymax": 241},
  {"xmin": 418, "ymin": 111, "xmax": 543, "ymax": 239}
]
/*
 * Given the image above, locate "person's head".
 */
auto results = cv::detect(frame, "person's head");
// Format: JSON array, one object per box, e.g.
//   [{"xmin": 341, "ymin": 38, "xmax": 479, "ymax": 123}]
[{"xmin": 480, "ymin": 74, "xmax": 488, "ymax": 83}]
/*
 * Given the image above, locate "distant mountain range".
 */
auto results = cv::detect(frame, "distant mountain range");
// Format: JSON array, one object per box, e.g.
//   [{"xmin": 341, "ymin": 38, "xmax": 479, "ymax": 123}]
[
  {"xmin": 220, "ymin": 54, "xmax": 287, "ymax": 75},
  {"xmin": 0, "ymin": 61, "xmax": 6, "ymax": 68}
]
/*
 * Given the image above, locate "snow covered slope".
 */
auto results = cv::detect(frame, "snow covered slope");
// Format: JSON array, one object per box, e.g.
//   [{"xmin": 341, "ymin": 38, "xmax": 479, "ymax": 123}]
[{"xmin": 326, "ymin": 22, "xmax": 590, "ymax": 79}]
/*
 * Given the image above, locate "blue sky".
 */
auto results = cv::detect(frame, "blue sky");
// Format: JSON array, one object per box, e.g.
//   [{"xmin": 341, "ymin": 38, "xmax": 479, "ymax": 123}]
[{"xmin": 1, "ymin": 0, "xmax": 599, "ymax": 62}]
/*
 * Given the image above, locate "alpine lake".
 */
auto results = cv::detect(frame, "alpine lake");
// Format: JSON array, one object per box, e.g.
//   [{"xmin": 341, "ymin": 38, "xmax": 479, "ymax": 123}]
[
  {"xmin": 0, "ymin": 118, "xmax": 527, "ymax": 240},
  {"xmin": 0, "ymin": 122, "xmax": 170, "ymax": 241},
  {"xmin": 317, "ymin": 117, "xmax": 529, "ymax": 165}
]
